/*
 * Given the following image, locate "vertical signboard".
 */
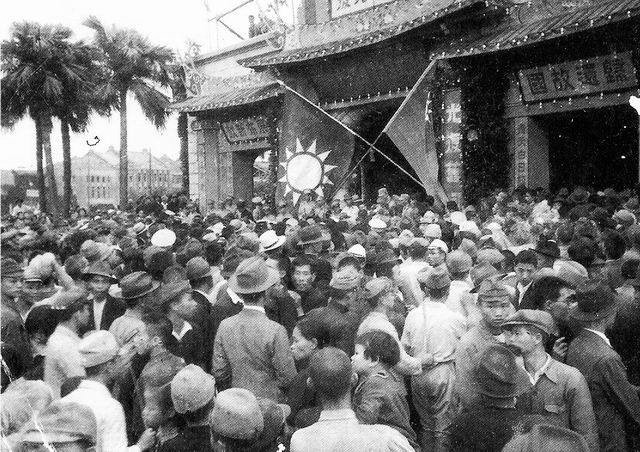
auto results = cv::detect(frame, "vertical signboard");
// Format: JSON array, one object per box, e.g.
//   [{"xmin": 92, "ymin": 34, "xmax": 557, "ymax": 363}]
[
  {"xmin": 514, "ymin": 117, "xmax": 529, "ymax": 187},
  {"xmin": 441, "ymin": 89, "xmax": 463, "ymax": 206}
]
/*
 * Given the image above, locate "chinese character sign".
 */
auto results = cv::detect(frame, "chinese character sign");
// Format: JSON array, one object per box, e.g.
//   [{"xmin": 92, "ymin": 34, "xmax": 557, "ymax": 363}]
[
  {"xmin": 514, "ymin": 118, "xmax": 528, "ymax": 187},
  {"xmin": 331, "ymin": 0, "xmax": 394, "ymax": 18},
  {"xmin": 518, "ymin": 52, "xmax": 637, "ymax": 102},
  {"xmin": 441, "ymin": 89, "xmax": 463, "ymax": 205}
]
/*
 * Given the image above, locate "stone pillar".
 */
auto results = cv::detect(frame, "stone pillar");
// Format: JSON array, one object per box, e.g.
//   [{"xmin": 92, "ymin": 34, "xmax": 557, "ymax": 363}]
[
  {"xmin": 191, "ymin": 118, "xmax": 219, "ymax": 213},
  {"xmin": 510, "ymin": 116, "xmax": 549, "ymax": 189}
]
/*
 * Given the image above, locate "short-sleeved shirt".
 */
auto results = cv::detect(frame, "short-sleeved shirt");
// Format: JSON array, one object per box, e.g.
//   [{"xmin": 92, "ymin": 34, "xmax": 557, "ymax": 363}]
[{"xmin": 44, "ymin": 325, "xmax": 85, "ymax": 397}]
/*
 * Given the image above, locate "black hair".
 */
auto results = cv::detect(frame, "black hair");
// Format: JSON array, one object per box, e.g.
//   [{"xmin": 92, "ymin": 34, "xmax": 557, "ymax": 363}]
[
  {"xmin": 308, "ymin": 348, "xmax": 352, "ymax": 402},
  {"xmin": 25, "ymin": 305, "xmax": 58, "ymax": 339},
  {"xmin": 204, "ymin": 241, "xmax": 225, "ymax": 267},
  {"xmin": 142, "ymin": 311, "xmax": 173, "ymax": 345},
  {"xmin": 355, "ymin": 330, "xmax": 400, "ymax": 368},
  {"xmin": 603, "ymin": 230, "xmax": 626, "ymax": 260},
  {"xmin": 519, "ymin": 276, "xmax": 569, "ymax": 310},
  {"xmin": 515, "ymin": 249, "xmax": 538, "ymax": 267},
  {"xmin": 296, "ymin": 316, "xmax": 329, "ymax": 348},
  {"xmin": 292, "ymin": 255, "xmax": 316, "ymax": 273}
]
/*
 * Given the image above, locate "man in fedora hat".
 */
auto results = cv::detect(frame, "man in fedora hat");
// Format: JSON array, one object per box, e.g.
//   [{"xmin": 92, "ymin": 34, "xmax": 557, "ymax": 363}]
[
  {"xmin": 109, "ymin": 271, "xmax": 159, "ymax": 348},
  {"xmin": 567, "ymin": 280, "xmax": 640, "ymax": 451},
  {"xmin": 44, "ymin": 287, "xmax": 92, "ymax": 397},
  {"xmin": 83, "ymin": 261, "xmax": 125, "ymax": 331},
  {"xmin": 296, "ymin": 224, "xmax": 333, "ymax": 284},
  {"xmin": 502, "ymin": 310, "xmax": 598, "ymax": 451},
  {"xmin": 450, "ymin": 344, "xmax": 529, "ymax": 451},
  {"xmin": 213, "ymin": 256, "xmax": 296, "ymax": 402}
]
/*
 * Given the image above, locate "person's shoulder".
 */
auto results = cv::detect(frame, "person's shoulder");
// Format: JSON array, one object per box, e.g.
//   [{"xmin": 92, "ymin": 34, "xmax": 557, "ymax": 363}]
[{"xmin": 359, "ymin": 423, "xmax": 414, "ymax": 448}]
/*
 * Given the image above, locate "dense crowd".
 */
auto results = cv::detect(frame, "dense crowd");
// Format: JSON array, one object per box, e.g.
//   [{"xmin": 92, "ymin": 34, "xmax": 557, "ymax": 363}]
[{"xmin": 2, "ymin": 184, "xmax": 640, "ymax": 451}]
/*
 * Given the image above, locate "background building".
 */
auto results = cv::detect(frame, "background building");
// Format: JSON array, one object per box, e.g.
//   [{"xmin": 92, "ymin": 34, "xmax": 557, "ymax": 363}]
[
  {"xmin": 54, "ymin": 146, "xmax": 182, "ymax": 209},
  {"xmin": 1, "ymin": 169, "xmax": 39, "ymax": 215}
]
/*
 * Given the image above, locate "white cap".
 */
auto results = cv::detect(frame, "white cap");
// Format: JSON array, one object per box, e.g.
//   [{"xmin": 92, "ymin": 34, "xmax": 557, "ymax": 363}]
[
  {"xmin": 484, "ymin": 222, "xmax": 502, "ymax": 233},
  {"xmin": 420, "ymin": 211, "xmax": 438, "ymax": 224},
  {"xmin": 422, "ymin": 223, "xmax": 442, "ymax": 239},
  {"xmin": 202, "ymin": 232, "xmax": 218, "ymax": 242},
  {"xmin": 459, "ymin": 220, "xmax": 481, "ymax": 237},
  {"xmin": 78, "ymin": 331, "xmax": 119, "ymax": 368},
  {"xmin": 151, "ymin": 228, "xmax": 177, "ymax": 248},
  {"xmin": 285, "ymin": 218, "xmax": 299, "ymax": 227},
  {"xmin": 450, "ymin": 211, "xmax": 467, "ymax": 226},
  {"xmin": 259, "ymin": 230, "xmax": 286, "ymax": 252},
  {"xmin": 428, "ymin": 239, "xmax": 449, "ymax": 254},
  {"xmin": 347, "ymin": 244, "xmax": 367, "ymax": 258},
  {"xmin": 368, "ymin": 218, "xmax": 387, "ymax": 229}
]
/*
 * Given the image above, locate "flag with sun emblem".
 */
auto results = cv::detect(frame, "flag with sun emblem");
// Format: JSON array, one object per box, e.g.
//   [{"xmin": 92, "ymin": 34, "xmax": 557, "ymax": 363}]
[{"xmin": 278, "ymin": 94, "xmax": 354, "ymax": 204}]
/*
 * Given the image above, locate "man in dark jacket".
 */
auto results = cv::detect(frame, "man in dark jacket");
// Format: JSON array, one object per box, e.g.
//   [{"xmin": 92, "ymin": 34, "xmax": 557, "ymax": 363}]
[
  {"xmin": 83, "ymin": 261, "xmax": 125, "ymax": 331},
  {"xmin": 566, "ymin": 280, "xmax": 640, "ymax": 452}
]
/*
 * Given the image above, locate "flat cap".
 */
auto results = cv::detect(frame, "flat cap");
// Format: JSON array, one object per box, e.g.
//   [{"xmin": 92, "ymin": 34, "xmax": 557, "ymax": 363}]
[
  {"xmin": 78, "ymin": 331, "xmax": 120, "ymax": 367},
  {"xmin": 186, "ymin": 256, "xmax": 212, "ymax": 281},
  {"xmin": 368, "ymin": 218, "xmax": 387, "ymax": 229},
  {"xmin": 553, "ymin": 260, "xmax": 588, "ymax": 288},
  {"xmin": 171, "ymin": 364, "xmax": 216, "ymax": 414},
  {"xmin": 501, "ymin": 309, "xmax": 558, "ymax": 336},
  {"xmin": 428, "ymin": 239, "xmax": 449, "ymax": 254},
  {"xmin": 364, "ymin": 277, "xmax": 394, "ymax": 299},
  {"xmin": 476, "ymin": 248, "xmax": 505, "ymax": 267},
  {"xmin": 446, "ymin": 250, "xmax": 473, "ymax": 274}
]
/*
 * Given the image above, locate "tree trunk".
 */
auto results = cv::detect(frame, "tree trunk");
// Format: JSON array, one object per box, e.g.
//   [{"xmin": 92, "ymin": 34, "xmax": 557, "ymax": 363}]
[
  {"xmin": 35, "ymin": 117, "xmax": 47, "ymax": 213},
  {"xmin": 41, "ymin": 114, "xmax": 60, "ymax": 216},
  {"xmin": 61, "ymin": 117, "xmax": 72, "ymax": 218},
  {"xmin": 119, "ymin": 89, "xmax": 128, "ymax": 209},
  {"xmin": 178, "ymin": 113, "xmax": 189, "ymax": 194}
]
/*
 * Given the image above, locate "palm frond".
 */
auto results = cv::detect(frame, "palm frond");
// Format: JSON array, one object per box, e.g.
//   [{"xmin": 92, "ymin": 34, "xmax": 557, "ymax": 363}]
[{"xmin": 129, "ymin": 79, "xmax": 169, "ymax": 129}]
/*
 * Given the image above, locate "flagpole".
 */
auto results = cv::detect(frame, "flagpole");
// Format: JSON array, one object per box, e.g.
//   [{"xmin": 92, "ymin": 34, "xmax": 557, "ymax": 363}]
[{"xmin": 276, "ymin": 80, "xmax": 428, "ymax": 191}]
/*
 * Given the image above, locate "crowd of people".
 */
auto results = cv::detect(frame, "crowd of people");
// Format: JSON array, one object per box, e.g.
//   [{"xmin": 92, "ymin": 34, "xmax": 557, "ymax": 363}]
[{"xmin": 2, "ymin": 183, "xmax": 640, "ymax": 451}]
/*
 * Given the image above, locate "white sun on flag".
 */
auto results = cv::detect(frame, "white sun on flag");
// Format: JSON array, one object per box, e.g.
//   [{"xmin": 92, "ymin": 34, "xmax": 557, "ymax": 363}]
[{"xmin": 279, "ymin": 138, "xmax": 337, "ymax": 204}]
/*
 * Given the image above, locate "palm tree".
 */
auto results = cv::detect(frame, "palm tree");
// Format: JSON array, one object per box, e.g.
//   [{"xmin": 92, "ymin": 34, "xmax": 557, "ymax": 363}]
[
  {"xmin": 1, "ymin": 22, "xmax": 79, "ymax": 215},
  {"xmin": 83, "ymin": 16, "xmax": 173, "ymax": 208},
  {"xmin": 54, "ymin": 40, "xmax": 115, "ymax": 216},
  {"xmin": 167, "ymin": 63, "xmax": 189, "ymax": 193}
]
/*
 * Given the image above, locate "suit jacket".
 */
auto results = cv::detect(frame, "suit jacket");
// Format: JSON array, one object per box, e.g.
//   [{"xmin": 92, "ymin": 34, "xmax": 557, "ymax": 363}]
[
  {"xmin": 89, "ymin": 295, "xmax": 126, "ymax": 331},
  {"xmin": 567, "ymin": 329, "xmax": 640, "ymax": 452},
  {"xmin": 212, "ymin": 308, "xmax": 296, "ymax": 402}
]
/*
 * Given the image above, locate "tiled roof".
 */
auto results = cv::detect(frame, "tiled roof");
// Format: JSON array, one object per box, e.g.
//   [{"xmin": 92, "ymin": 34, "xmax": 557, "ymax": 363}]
[
  {"xmin": 430, "ymin": 0, "xmax": 640, "ymax": 58},
  {"xmin": 167, "ymin": 76, "xmax": 283, "ymax": 113},
  {"xmin": 241, "ymin": 0, "xmax": 493, "ymax": 67}
]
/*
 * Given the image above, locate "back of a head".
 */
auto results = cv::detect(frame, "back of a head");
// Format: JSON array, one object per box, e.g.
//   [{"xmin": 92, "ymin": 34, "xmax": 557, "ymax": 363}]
[{"xmin": 308, "ymin": 347, "xmax": 352, "ymax": 402}]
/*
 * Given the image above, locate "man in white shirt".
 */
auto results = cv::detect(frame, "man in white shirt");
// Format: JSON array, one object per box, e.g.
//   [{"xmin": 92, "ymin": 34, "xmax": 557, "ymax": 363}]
[
  {"xmin": 394, "ymin": 238, "xmax": 431, "ymax": 307},
  {"xmin": 63, "ymin": 330, "xmax": 156, "ymax": 452},
  {"xmin": 44, "ymin": 288, "xmax": 92, "ymax": 397},
  {"xmin": 402, "ymin": 267, "xmax": 466, "ymax": 452}
]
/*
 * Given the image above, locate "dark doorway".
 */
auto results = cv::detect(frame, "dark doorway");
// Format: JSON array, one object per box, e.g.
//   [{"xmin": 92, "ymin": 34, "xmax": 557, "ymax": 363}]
[
  {"xmin": 350, "ymin": 104, "xmax": 424, "ymax": 203},
  {"xmin": 543, "ymin": 105, "xmax": 638, "ymax": 191}
]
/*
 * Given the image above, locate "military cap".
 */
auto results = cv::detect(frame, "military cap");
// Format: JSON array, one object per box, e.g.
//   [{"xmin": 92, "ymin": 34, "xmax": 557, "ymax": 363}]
[
  {"xmin": 171, "ymin": 364, "xmax": 216, "ymax": 414},
  {"xmin": 209, "ymin": 388, "xmax": 264, "ymax": 440},
  {"xmin": 476, "ymin": 276, "xmax": 511, "ymax": 303},
  {"xmin": 422, "ymin": 223, "xmax": 442, "ymax": 239},
  {"xmin": 151, "ymin": 228, "xmax": 177, "ymax": 248},
  {"xmin": 364, "ymin": 277, "xmax": 394, "ymax": 299},
  {"xmin": 446, "ymin": 250, "xmax": 473, "ymax": 275},
  {"xmin": 476, "ymin": 248, "xmax": 505, "ymax": 267},
  {"xmin": 419, "ymin": 266, "xmax": 451, "ymax": 289},
  {"xmin": 475, "ymin": 344, "xmax": 520, "ymax": 399}
]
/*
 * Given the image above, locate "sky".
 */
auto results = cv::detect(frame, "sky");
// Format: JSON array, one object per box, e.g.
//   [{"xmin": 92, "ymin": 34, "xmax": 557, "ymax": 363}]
[{"xmin": 0, "ymin": 0, "xmax": 295, "ymax": 170}]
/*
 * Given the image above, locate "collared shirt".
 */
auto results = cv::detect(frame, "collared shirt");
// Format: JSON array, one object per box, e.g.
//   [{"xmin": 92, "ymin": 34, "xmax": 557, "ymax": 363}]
[
  {"xmin": 172, "ymin": 321, "xmax": 193, "ymax": 341},
  {"xmin": 402, "ymin": 300, "xmax": 466, "ymax": 364},
  {"xmin": 194, "ymin": 289, "xmax": 213, "ymax": 305},
  {"xmin": 393, "ymin": 260, "xmax": 431, "ymax": 307},
  {"xmin": 243, "ymin": 304, "xmax": 265, "ymax": 314},
  {"xmin": 446, "ymin": 279, "xmax": 473, "ymax": 317},
  {"xmin": 526, "ymin": 353, "xmax": 552, "ymax": 385},
  {"xmin": 44, "ymin": 325, "xmax": 85, "ymax": 397},
  {"xmin": 63, "ymin": 379, "xmax": 140, "ymax": 452},
  {"xmin": 227, "ymin": 287, "xmax": 244, "ymax": 305},
  {"xmin": 584, "ymin": 328, "xmax": 611, "ymax": 347},
  {"xmin": 93, "ymin": 297, "xmax": 107, "ymax": 330},
  {"xmin": 290, "ymin": 408, "xmax": 414, "ymax": 452},
  {"xmin": 516, "ymin": 281, "xmax": 532, "ymax": 307}
]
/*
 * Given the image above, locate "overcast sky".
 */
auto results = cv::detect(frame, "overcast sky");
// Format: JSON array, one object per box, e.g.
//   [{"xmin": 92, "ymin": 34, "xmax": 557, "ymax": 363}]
[{"xmin": 0, "ymin": 0, "xmax": 294, "ymax": 170}]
